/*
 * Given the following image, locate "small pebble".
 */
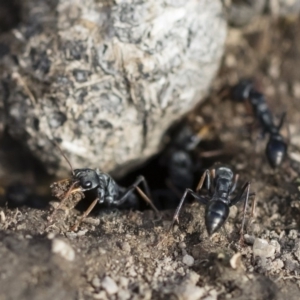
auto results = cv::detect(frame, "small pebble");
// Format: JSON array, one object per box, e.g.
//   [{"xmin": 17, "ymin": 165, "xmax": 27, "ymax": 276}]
[
  {"xmin": 288, "ymin": 229, "xmax": 298, "ymax": 240},
  {"xmin": 176, "ymin": 284, "xmax": 205, "ymax": 300},
  {"xmin": 0, "ymin": 211, "xmax": 6, "ymax": 223},
  {"xmin": 92, "ymin": 277, "xmax": 101, "ymax": 288},
  {"xmin": 272, "ymin": 259, "xmax": 284, "ymax": 271},
  {"xmin": 93, "ymin": 291, "xmax": 107, "ymax": 299},
  {"xmin": 77, "ymin": 229, "xmax": 88, "ymax": 236},
  {"xmin": 244, "ymin": 234, "xmax": 255, "ymax": 245},
  {"xmin": 186, "ymin": 271, "xmax": 200, "ymax": 284},
  {"xmin": 183, "ymin": 254, "xmax": 194, "ymax": 267},
  {"xmin": 65, "ymin": 232, "xmax": 78, "ymax": 239},
  {"xmin": 101, "ymin": 276, "xmax": 118, "ymax": 295},
  {"xmin": 253, "ymin": 238, "xmax": 275, "ymax": 258},
  {"xmin": 121, "ymin": 241, "xmax": 131, "ymax": 252},
  {"xmin": 52, "ymin": 238, "xmax": 75, "ymax": 261},
  {"xmin": 270, "ymin": 240, "xmax": 281, "ymax": 254},
  {"xmin": 118, "ymin": 276, "xmax": 129, "ymax": 288},
  {"xmin": 47, "ymin": 233, "xmax": 55, "ymax": 240},
  {"xmin": 117, "ymin": 289, "xmax": 131, "ymax": 300},
  {"xmin": 178, "ymin": 242, "xmax": 186, "ymax": 249},
  {"xmin": 230, "ymin": 253, "xmax": 243, "ymax": 270}
]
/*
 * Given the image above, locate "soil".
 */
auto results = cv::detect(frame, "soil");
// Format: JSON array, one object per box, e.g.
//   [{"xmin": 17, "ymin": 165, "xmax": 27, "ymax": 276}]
[{"xmin": 1, "ymin": 15, "xmax": 300, "ymax": 300}]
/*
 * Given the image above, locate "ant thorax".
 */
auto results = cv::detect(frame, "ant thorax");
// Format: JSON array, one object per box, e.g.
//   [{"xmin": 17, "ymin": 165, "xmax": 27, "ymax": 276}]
[{"xmin": 95, "ymin": 169, "xmax": 120, "ymax": 204}]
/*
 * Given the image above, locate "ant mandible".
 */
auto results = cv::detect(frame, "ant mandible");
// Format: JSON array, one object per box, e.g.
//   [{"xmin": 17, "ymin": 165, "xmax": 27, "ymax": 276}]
[
  {"xmin": 48, "ymin": 141, "xmax": 160, "ymax": 231},
  {"xmin": 169, "ymin": 164, "xmax": 255, "ymax": 240},
  {"xmin": 232, "ymin": 79, "xmax": 288, "ymax": 168}
]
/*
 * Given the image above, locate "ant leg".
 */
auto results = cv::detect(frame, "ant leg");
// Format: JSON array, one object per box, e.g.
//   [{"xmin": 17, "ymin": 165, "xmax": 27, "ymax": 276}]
[
  {"xmin": 113, "ymin": 176, "xmax": 159, "ymax": 214},
  {"xmin": 239, "ymin": 182, "xmax": 251, "ymax": 241},
  {"xmin": 165, "ymin": 179, "xmax": 182, "ymax": 199},
  {"xmin": 168, "ymin": 188, "xmax": 208, "ymax": 232},
  {"xmin": 230, "ymin": 181, "xmax": 251, "ymax": 244},
  {"xmin": 277, "ymin": 112, "xmax": 286, "ymax": 131},
  {"xmin": 229, "ymin": 174, "xmax": 239, "ymax": 194},
  {"xmin": 70, "ymin": 198, "xmax": 99, "ymax": 231},
  {"xmin": 135, "ymin": 186, "xmax": 160, "ymax": 215},
  {"xmin": 196, "ymin": 169, "xmax": 210, "ymax": 192}
]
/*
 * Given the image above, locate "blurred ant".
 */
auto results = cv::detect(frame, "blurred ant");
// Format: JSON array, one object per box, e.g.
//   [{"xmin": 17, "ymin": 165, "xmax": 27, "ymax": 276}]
[
  {"xmin": 162, "ymin": 125, "xmax": 203, "ymax": 197},
  {"xmin": 48, "ymin": 141, "xmax": 159, "ymax": 231},
  {"xmin": 154, "ymin": 124, "xmax": 216, "ymax": 208},
  {"xmin": 232, "ymin": 79, "xmax": 288, "ymax": 168},
  {"xmin": 169, "ymin": 164, "xmax": 255, "ymax": 241}
]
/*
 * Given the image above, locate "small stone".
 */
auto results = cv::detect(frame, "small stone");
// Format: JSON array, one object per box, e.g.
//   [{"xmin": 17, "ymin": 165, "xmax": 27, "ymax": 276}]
[
  {"xmin": 52, "ymin": 238, "xmax": 75, "ymax": 261},
  {"xmin": 121, "ymin": 241, "xmax": 131, "ymax": 252},
  {"xmin": 183, "ymin": 254, "xmax": 194, "ymax": 267},
  {"xmin": 271, "ymin": 259, "xmax": 284, "ymax": 271},
  {"xmin": 175, "ymin": 284, "xmax": 205, "ymax": 300},
  {"xmin": 128, "ymin": 266, "xmax": 137, "ymax": 277},
  {"xmin": 47, "ymin": 233, "xmax": 55, "ymax": 239},
  {"xmin": 178, "ymin": 242, "xmax": 186, "ymax": 249},
  {"xmin": 230, "ymin": 253, "xmax": 243, "ymax": 270},
  {"xmin": 77, "ymin": 229, "xmax": 88, "ymax": 236},
  {"xmin": 284, "ymin": 258, "xmax": 299, "ymax": 272},
  {"xmin": 186, "ymin": 271, "xmax": 200, "ymax": 284},
  {"xmin": 253, "ymin": 238, "xmax": 275, "ymax": 258},
  {"xmin": 288, "ymin": 230, "xmax": 298, "ymax": 240},
  {"xmin": 244, "ymin": 234, "xmax": 255, "ymax": 245},
  {"xmin": 119, "ymin": 276, "xmax": 129, "ymax": 288},
  {"xmin": 270, "ymin": 240, "xmax": 281, "ymax": 254},
  {"xmin": 93, "ymin": 291, "xmax": 107, "ymax": 299},
  {"xmin": 228, "ymin": 205, "xmax": 238, "ymax": 219},
  {"xmin": 92, "ymin": 277, "xmax": 101, "ymax": 288},
  {"xmin": 101, "ymin": 276, "xmax": 118, "ymax": 295},
  {"xmin": 117, "ymin": 289, "xmax": 131, "ymax": 300},
  {"xmin": 98, "ymin": 247, "xmax": 106, "ymax": 255},
  {"xmin": 65, "ymin": 232, "xmax": 78, "ymax": 239}
]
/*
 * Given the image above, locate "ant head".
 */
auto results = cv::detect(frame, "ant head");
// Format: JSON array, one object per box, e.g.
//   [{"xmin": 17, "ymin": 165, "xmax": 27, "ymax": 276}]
[
  {"xmin": 170, "ymin": 150, "xmax": 192, "ymax": 170},
  {"xmin": 205, "ymin": 201, "xmax": 229, "ymax": 236},
  {"xmin": 73, "ymin": 168, "xmax": 100, "ymax": 191},
  {"xmin": 232, "ymin": 79, "xmax": 254, "ymax": 101},
  {"xmin": 266, "ymin": 136, "xmax": 287, "ymax": 168}
]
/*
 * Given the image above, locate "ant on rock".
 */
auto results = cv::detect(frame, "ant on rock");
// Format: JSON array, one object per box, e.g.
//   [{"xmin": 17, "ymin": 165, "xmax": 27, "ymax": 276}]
[
  {"xmin": 169, "ymin": 164, "xmax": 255, "ymax": 241},
  {"xmin": 48, "ymin": 141, "xmax": 159, "ymax": 231},
  {"xmin": 232, "ymin": 79, "xmax": 288, "ymax": 168}
]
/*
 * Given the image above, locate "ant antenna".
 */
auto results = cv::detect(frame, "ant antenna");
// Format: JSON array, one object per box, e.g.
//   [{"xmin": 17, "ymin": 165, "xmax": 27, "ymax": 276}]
[{"xmin": 52, "ymin": 139, "xmax": 74, "ymax": 175}]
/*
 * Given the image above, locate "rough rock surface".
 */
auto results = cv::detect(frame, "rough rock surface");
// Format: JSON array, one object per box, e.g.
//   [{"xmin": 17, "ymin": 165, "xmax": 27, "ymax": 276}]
[{"xmin": 0, "ymin": 0, "xmax": 226, "ymax": 176}]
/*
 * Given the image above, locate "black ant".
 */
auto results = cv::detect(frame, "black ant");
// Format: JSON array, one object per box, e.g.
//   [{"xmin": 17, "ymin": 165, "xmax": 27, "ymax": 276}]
[
  {"xmin": 169, "ymin": 164, "xmax": 255, "ymax": 241},
  {"xmin": 154, "ymin": 124, "xmax": 215, "ymax": 208},
  {"xmin": 232, "ymin": 79, "xmax": 288, "ymax": 168},
  {"xmin": 161, "ymin": 125, "xmax": 203, "ymax": 198},
  {"xmin": 48, "ymin": 141, "xmax": 160, "ymax": 231}
]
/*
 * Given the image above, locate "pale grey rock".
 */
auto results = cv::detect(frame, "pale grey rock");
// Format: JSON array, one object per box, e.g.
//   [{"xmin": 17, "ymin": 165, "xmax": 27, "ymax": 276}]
[{"xmin": 1, "ymin": 0, "xmax": 226, "ymax": 176}]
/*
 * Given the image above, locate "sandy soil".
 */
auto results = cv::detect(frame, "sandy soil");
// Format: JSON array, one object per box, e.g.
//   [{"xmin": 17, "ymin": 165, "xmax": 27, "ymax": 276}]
[{"xmin": 1, "ymin": 14, "xmax": 300, "ymax": 300}]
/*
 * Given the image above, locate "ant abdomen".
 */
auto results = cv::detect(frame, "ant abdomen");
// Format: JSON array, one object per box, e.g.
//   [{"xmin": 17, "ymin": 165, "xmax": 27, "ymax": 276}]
[
  {"xmin": 205, "ymin": 200, "xmax": 229, "ymax": 236},
  {"xmin": 266, "ymin": 136, "xmax": 287, "ymax": 168}
]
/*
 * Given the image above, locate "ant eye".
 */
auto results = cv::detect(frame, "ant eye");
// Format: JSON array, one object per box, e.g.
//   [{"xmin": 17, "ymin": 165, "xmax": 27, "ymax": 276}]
[{"xmin": 83, "ymin": 181, "xmax": 92, "ymax": 188}]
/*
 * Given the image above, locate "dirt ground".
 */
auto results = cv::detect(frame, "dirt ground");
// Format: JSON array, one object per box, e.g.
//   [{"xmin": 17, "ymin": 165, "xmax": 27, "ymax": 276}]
[{"xmin": 1, "ymin": 14, "xmax": 300, "ymax": 300}]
